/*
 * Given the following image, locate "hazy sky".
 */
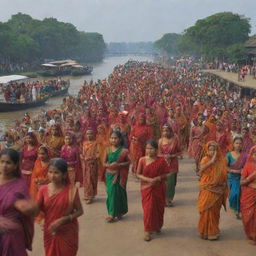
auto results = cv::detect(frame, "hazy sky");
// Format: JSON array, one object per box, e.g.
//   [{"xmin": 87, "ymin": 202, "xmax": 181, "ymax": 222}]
[{"xmin": 1, "ymin": 0, "xmax": 256, "ymax": 42}]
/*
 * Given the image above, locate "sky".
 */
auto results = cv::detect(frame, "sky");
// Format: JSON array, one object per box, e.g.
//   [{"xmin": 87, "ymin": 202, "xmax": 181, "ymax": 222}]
[{"xmin": 1, "ymin": 0, "xmax": 256, "ymax": 42}]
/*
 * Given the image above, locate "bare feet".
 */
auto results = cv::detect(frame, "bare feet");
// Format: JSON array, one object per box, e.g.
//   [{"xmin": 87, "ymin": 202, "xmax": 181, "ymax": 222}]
[
  {"xmin": 144, "ymin": 232, "xmax": 151, "ymax": 242},
  {"xmin": 105, "ymin": 216, "xmax": 115, "ymax": 223}
]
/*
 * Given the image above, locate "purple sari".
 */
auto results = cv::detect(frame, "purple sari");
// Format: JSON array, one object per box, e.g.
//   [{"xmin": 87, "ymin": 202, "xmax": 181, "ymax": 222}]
[{"xmin": 0, "ymin": 178, "xmax": 34, "ymax": 256}]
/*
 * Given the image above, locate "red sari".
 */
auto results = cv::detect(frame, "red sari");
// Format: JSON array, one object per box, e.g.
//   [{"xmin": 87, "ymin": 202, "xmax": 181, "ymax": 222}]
[
  {"xmin": 137, "ymin": 157, "xmax": 169, "ymax": 232},
  {"xmin": 129, "ymin": 124, "xmax": 152, "ymax": 173},
  {"xmin": 240, "ymin": 153, "xmax": 256, "ymax": 242},
  {"xmin": 37, "ymin": 184, "xmax": 79, "ymax": 256}
]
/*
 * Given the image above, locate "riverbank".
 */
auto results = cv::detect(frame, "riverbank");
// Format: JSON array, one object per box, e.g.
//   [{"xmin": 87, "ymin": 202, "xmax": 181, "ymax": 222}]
[{"xmin": 0, "ymin": 55, "xmax": 153, "ymax": 131}]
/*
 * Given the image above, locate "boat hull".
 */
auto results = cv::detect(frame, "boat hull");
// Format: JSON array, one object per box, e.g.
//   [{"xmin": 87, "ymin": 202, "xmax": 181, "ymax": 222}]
[{"xmin": 0, "ymin": 98, "xmax": 49, "ymax": 112}]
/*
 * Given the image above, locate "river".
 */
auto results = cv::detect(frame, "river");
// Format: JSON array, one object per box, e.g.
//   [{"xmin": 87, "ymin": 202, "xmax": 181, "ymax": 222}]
[{"xmin": 0, "ymin": 55, "xmax": 153, "ymax": 132}]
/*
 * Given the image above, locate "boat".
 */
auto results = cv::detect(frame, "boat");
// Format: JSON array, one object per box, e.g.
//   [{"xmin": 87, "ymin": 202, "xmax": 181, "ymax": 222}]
[
  {"xmin": 0, "ymin": 97, "xmax": 49, "ymax": 112},
  {"xmin": 49, "ymin": 84, "xmax": 70, "ymax": 97},
  {"xmin": 70, "ymin": 65, "xmax": 93, "ymax": 76},
  {"xmin": 37, "ymin": 60, "xmax": 93, "ymax": 77}
]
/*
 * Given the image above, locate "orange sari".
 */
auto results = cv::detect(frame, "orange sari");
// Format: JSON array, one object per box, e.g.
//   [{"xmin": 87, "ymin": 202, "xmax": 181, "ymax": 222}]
[
  {"xmin": 198, "ymin": 141, "xmax": 228, "ymax": 239},
  {"xmin": 30, "ymin": 159, "xmax": 49, "ymax": 201},
  {"xmin": 37, "ymin": 184, "xmax": 80, "ymax": 256},
  {"xmin": 82, "ymin": 140, "xmax": 99, "ymax": 200}
]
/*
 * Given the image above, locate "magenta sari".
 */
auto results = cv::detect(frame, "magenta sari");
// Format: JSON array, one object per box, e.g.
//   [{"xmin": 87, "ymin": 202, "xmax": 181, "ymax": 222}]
[
  {"xmin": 0, "ymin": 178, "xmax": 34, "ymax": 256},
  {"xmin": 61, "ymin": 145, "xmax": 82, "ymax": 185},
  {"xmin": 20, "ymin": 146, "xmax": 38, "ymax": 187}
]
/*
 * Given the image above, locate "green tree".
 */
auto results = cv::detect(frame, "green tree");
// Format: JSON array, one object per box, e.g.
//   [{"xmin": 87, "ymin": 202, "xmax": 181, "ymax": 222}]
[
  {"xmin": 177, "ymin": 12, "xmax": 251, "ymax": 61},
  {"xmin": 154, "ymin": 33, "xmax": 181, "ymax": 55},
  {"xmin": 0, "ymin": 13, "xmax": 106, "ymax": 65}
]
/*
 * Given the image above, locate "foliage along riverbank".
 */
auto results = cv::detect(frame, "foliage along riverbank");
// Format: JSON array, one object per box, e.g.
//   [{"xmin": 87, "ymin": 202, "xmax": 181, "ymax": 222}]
[
  {"xmin": 0, "ymin": 13, "xmax": 106, "ymax": 66},
  {"xmin": 154, "ymin": 12, "xmax": 253, "ymax": 64}
]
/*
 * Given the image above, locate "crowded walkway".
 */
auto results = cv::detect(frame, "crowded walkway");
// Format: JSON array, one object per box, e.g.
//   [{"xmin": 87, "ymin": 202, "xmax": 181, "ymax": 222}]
[{"xmin": 1, "ymin": 59, "xmax": 256, "ymax": 256}]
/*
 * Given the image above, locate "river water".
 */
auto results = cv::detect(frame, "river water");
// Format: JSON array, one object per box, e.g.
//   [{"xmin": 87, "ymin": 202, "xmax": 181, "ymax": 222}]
[{"xmin": 0, "ymin": 55, "xmax": 153, "ymax": 131}]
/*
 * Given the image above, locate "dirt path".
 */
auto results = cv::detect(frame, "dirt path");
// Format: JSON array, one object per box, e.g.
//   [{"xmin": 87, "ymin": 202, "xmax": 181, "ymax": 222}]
[{"xmin": 30, "ymin": 156, "xmax": 254, "ymax": 256}]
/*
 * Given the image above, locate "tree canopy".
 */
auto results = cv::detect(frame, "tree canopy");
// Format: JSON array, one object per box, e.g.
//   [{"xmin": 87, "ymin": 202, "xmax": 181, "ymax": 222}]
[
  {"xmin": 0, "ymin": 13, "xmax": 106, "ymax": 63},
  {"xmin": 155, "ymin": 12, "xmax": 251, "ymax": 63},
  {"xmin": 154, "ymin": 33, "xmax": 181, "ymax": 55}
]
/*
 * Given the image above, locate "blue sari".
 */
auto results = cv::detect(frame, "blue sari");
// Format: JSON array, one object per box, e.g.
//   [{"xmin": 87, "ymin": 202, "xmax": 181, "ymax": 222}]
[{"xmin": 226, "ymin": 152, "xmax": 247, "ymax": 213}]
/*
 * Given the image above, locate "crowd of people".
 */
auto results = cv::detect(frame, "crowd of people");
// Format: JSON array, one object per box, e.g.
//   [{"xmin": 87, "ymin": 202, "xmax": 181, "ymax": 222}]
[
  {"xmin": 1, "ymin": 59, "xmax": 256, "ymax": 256},
  {"xmin": 1, "ymin": 79, "xmax": 69, "ymax": 103},
  {"xmin": 0, "ymin": 62, "xmax": 39, "ymax": 75}
]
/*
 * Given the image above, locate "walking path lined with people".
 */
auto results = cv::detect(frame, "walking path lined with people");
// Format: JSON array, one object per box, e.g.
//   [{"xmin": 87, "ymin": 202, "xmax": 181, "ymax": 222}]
[
  {"xmin": 1, "ymin": 59, "xmax": 256, "ymax": 256},
  {"xmin": 30, "ymin": 155, "xmax": 255, "ymax": 256}
]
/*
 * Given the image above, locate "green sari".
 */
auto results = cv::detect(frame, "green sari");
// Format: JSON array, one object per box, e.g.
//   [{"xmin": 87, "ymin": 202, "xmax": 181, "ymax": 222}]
[{"xmin": 106, "ymin": 147, "xmax": 128, "ymax": 217}]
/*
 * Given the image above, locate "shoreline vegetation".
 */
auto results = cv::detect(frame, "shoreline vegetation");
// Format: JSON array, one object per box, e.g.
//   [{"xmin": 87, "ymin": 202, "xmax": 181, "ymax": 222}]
[
  {"xmin": 0, "ymin": 13, "xmax": 106, "ymax": 75},
  {"xmin": 154, "ymin": 12, "xmax": 253, "ymax": 65}
]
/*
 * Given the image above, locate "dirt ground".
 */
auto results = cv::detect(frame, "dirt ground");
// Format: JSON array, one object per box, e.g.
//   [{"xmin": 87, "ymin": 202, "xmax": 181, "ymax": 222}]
[{"xmin": 30, "ymin": 156, "xmax": 255, "ymax": 256}]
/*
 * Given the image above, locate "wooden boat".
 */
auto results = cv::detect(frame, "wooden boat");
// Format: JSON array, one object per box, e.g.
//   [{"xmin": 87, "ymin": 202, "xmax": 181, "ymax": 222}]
[
  {"xmin": 0, "ymin": 97, "xmax": 49, "ymax": 112},
  {"xmin": 71, "ymin": 65, "xmax": 93, "ymax": 76},
  {"xmin": 49, "ymin": 84, "xmax": 69, "ymax": 97},
  {"xmin": 38, "ymin": 60, "xmax": 93, "ymax": 77}
]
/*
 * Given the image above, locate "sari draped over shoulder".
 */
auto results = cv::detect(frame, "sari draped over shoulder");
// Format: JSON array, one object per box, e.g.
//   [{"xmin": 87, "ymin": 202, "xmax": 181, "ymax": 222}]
[
  {"xmin": 61, "ymin": 145, "xmax": 82, "ymax": 185},
  {"xmin": 37, "ymin": 184, "xmax": 79, "ymax": 256},
  {"xmin": 30, "ymin": 159, "xmax": 49, "ymax": 201},
  {"xmin": 20, "ymin": 146, "xmax": 38, "ymax": 187},
  {"xmin": 240, "ymin": 157, "xmax": 256, "ymax": 242},
  {"xmin": 46, "ymin": 136, "xmax": 64, "ymax": 158},
  {"xmin": 227, "ymin": 152, "xmax": 247, "ymax": 213},
  {"xmin": 82, "ymin": 141, "xmax": 99, "ymax": 200},
  {"xmin": 138, "ymin": 157, "xmax": 169, "ymax": 232},
  {"xmin": 0, "ymin": 178, "xmax": 34, "ymax": 256},
  {"xmin": 198, "ymin": 143, "xmax": 228, "ymax": 239},
  {"xmin": 105, "ymin": 147, "xmax": 129, "ymax": 217},
  {"xmin": 129, "ymin": 124, "xmax": 152, "ymax": 173},
  {"xmin": 188, "ymin": 126, "xmax": 205, "ymax": 158},
  {"xmin": 159, "ymin": 136, "xmax": 181, "ymax": 201}
]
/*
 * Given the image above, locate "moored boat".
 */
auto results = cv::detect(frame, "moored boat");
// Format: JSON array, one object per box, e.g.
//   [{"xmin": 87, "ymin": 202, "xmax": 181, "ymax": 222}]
[{"xmin": 0, "ymin": 97, "xmax": 49, "ymax": 112}]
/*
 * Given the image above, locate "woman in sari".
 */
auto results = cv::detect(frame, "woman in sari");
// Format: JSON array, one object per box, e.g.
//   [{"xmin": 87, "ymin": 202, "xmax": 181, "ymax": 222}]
[
  {"xmin": 46, "ymin": 124, "xmax": 64, "ymax": 158},
  {"xmin": 30, "ymin": 146, "xmax": 50, "ymax": 202},
  {"xmin": 61, "ymin": 133, "xmax": 81, "ymax": 186},
  {"xmin": 158, "ymin": 124, "xmax": 181, "ymax": 207},
  {"xmin": 137, "ymin": 140, "xmax": 170, "ymax": 241},
  {"xmin": 103, "ymin": 131, "xmax": 130, "ymax": 223},
  {"xmin": 226, "ymin": 137, "xmax": 247, "ymax": 219},
  {"xmin": 204, "ymin": 114, "xmax": 217, "ymax": 143},
  {"xmin": 20, "ymin": 132, "xmax": 39, "ymax": 187},
  {"xmin": 81, "ymin": 129, "xmax": 99, "ymax": 204},
  {"xmin": 188, "ymin": 116, "xmax": 207, "ymax": 171},
  {"xmin": 216, "ymin": 120, "xmax": 231, "ymax": 156},
  {"xmin": 241, "ymin": 127, "xmax": 254, "ymax": 153},
  {"xmin": 198, "ymin": 141, "xmax": 228, "ymax": 240},
  {"xmin": 0, "ymin": 149, "xmax": 37, "ymax": 256},
  {"xmin": 175, "ymin": 106, "xmax": 188, "ymax": 149},
  {"xmin": 129, "ymin": 114, "xmax": 153, "ymax": 174},
  {"xmin": 240, "ymin": 146, "xmax": 256, "ymax": 245},
  {"xmin": 96, "ymin": 124, "xmax": 109, "ymax": 181},
  {"xmin": 37, "ymin": 158, "xmax": 84, "ymax": 256}
]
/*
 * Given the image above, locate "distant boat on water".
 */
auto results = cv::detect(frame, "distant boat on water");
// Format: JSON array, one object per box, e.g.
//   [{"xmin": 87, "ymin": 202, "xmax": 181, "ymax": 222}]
[{"xmin": 38, "ymin": 59, "xmax": 93, "ymax": 77}]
